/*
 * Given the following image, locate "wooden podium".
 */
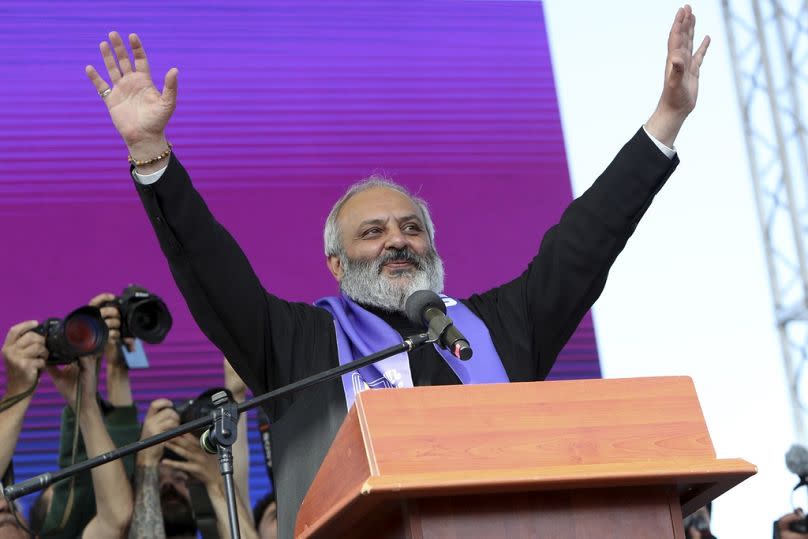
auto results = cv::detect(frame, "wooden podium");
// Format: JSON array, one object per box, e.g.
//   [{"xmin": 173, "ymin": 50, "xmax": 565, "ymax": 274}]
[{"xmin": 294, "ymin": 377, "xmax": 755, "ymax": 538}]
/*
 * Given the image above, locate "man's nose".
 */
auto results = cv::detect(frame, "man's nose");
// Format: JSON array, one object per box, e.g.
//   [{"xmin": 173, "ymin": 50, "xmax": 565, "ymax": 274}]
[{"xmin": 384, "ymin": 229, "xmax": 407, "ymax": 250}]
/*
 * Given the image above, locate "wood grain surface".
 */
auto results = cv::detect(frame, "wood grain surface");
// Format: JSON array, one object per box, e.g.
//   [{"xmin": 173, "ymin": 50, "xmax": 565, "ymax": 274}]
[{"xmin": 295, "ymin": 377, "xmax": 755, "ymax": 538}]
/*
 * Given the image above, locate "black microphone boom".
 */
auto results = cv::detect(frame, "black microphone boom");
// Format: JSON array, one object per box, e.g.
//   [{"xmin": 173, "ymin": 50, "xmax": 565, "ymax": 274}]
[
  {"xmin": 2, "ymin": 331, "xmax": 433, "ymax": 502},
  {"xmin": 405, "ymin": 290, "xmax": 472, "ymax": 360}
]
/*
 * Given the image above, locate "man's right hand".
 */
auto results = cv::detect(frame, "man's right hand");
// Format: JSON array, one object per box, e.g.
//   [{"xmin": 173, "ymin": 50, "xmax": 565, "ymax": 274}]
[
  {"xmin": 138, "ymin": 398, "xmax": 180, "ymax": 465},
  {"xmin": 85, "ymin": 32, "xmax": 178, "ymax": 173},
  {"xmin": 1, "ymin": 321, "xmax": 48, "ymax": 396}
]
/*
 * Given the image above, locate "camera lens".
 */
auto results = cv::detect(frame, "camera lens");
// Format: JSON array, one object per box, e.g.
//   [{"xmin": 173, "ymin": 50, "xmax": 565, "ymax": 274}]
[
  {"xmin": 118, "ymin": 286, "xmax": 172, "ymax": 344},
  {"xmin": 64, "ymin": 310, "xmax": 107, "ymax": 354},
  {"xmin": 41, "ymin": 306, "xmax": 108, "ymax": 364},
  {"xmin": 127, "ymin": 298, "xmax": 171, "ymax": 343}
]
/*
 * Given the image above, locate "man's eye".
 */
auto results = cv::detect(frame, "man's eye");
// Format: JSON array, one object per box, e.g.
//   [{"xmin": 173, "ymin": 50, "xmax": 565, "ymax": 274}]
[
  {"xmin": 403, "ymin": 223, "xmax": 422, "ymax": 233},
  {"xmin": 362, "ymin": 227, "xmax": 382, "ymax": 237}
]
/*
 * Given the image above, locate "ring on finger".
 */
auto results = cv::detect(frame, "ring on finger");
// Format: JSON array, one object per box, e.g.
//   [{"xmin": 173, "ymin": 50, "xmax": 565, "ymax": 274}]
[{"xmin": 99, "ymin": 87, "xmax": 112, "ymax": 98}]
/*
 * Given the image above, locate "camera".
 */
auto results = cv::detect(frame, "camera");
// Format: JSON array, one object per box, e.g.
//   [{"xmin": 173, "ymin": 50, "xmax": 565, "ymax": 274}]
[
  {"xmin": 107, "ymin": 285, "xmax": 173, "ymax": 344},
  {"xmin": 32, "ymin": 306, "xmax": 108, "ymax": 365},
  {"xmin": 173, "ymin": 388, "xmax": 233, "ymax": 433},
  {"xmin": 163, "ymin": 388, "xmax": 234, "ymax": 462},
  {"xmin": 789, "ymin": 518, "xmax": 808, "ymax": 534}
]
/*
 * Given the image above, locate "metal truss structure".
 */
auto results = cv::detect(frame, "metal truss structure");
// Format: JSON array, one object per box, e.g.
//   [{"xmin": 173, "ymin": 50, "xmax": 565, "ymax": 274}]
[{"xmin": 722, "ymin": 0, "xmax": 808, "ymax": 440}]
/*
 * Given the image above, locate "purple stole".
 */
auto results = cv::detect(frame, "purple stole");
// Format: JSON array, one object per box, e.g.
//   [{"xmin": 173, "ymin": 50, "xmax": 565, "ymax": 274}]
[{"xmin": 315, "ymin": 294, "xmax": 509, "ymax": 410}]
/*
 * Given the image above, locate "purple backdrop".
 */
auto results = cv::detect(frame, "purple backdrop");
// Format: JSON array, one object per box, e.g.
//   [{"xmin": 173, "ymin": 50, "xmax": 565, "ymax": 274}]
[{"xmin": 0, "ymin": 0, "xmax": 599, "ymax": 513}]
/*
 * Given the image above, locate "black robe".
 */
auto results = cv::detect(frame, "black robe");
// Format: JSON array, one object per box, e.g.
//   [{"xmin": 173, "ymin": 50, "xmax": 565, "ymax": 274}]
[{"xmin": 134, "ymin": 128, "xmax": 678, "ymax": 538}]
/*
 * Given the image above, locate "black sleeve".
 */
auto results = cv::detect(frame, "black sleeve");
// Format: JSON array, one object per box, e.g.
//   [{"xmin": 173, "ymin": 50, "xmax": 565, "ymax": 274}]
[
  {"xmin": 464, "ymin": 128, "xmax": 679, "ymax": 381},
  {"xmin": 134, "ymin": 156, "xmax": 337, "ymax": 413}
]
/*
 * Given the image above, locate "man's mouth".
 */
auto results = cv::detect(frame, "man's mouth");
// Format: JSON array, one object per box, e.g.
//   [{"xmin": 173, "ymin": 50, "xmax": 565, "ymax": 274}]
[
  {"xmin": 382, "ymin": 259, "xmax": 418, "ymax": 275},
  {"xmin": 384, "ymin": 260, "xmax": 414, "ymax": 269}
]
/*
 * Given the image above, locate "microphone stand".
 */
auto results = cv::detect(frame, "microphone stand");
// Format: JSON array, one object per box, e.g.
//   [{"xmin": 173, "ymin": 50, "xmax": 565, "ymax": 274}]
[
  {"xmin": 3, "ymin": 332, "xmax": 435, "ymax": 538},
  {"xmin": 206, "ymin": 390, "xmax": 241, "ymax": 539}
]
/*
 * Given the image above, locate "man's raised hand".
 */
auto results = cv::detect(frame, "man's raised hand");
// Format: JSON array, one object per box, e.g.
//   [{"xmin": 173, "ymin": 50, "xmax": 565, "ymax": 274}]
[
  {"xmin": 646, "ymin": 5, "xmax": 711, "ymax": 148},
  {"xmin": 85, "ymin": 32, "xmax": 178, "ymax": 170}
]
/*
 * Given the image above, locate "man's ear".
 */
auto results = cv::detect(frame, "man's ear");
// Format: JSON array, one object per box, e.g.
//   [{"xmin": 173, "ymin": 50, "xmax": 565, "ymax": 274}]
[{"xmin": 326, "ymin": 255, "xmax": 344, "ymax": 282}]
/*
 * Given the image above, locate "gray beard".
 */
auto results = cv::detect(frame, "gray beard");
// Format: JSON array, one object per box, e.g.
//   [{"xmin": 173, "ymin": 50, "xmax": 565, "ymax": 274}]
[{"xmin": 339, "ymin": 247, "xmax": 445, "ymax": 312}]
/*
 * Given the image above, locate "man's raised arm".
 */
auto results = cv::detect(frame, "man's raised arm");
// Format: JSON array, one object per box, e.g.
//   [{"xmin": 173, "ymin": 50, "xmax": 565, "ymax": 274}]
[
  {"xmin": 84, "ymin": 33, "xmax": 327, "ymax": 396},
  {"xmin": 537, "ymin": 5, "xmax": 710, "ymax": 359},
  {"xmin": 466, "ymin": 6, "xmax": 710, "ymax": 379}
]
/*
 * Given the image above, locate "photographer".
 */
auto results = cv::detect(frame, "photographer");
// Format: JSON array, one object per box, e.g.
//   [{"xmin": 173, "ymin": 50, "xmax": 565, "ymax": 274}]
[
  {"xmin": 163, "ymin": 432, "xmax": 258, "ymax": 539},
  {"xmin": 40, "ymin": 293, "xmax": 142, "ymax": 537},
  {"xmin": 47, "ymin": 352, "xmax": 134, "ymax": 537},
  {"xmin": 0, "ymin": 320, "xmax": 48, "ymax": 539},
  {"xmin": 128, "ymin": 358, "xmax": 257, "ymax": 539},
  {"xmin": 0, "ymin": 320, "xmax": 47, "ymax": 481},
  {"xmin": 1, "ymin": 292, "xmax": 141, "ymax": 538}
]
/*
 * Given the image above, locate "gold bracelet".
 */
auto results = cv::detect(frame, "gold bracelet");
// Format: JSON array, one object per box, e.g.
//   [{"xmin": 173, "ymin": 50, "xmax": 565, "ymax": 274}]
[{"xmin": 128, "ymin": 143, "xmax": 173, "ymax": 167}]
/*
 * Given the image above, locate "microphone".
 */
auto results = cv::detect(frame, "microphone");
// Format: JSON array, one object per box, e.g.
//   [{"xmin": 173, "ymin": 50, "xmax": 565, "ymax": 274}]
[
  {"xmin": 785, "ymin": 444, "xmax": 808, "ymax": 534},
  {"xmin": 405, "ymin": 290, "xmax": 472, "ymax": 360},
  {"xmin": 787, "ymin": 444, "xmax": 808, "ymax": 485}
]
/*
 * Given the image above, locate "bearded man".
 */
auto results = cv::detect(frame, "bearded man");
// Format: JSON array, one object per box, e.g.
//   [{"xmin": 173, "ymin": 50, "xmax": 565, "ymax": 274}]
[{"xmin": 85, "ymin": 6, "xmax": 709, "ymax": 538}]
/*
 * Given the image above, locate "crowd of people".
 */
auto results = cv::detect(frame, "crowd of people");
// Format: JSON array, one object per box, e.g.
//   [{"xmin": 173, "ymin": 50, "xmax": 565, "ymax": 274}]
[{"xmin": 0, "ymin": 293, "xmax": 277, "ymax": 539}]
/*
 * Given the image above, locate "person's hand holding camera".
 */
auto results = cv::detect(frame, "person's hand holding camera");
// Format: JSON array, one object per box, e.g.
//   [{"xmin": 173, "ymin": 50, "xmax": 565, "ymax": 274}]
[
  {"xmin": 89, "ymin": 293, "xmax": 129, "ymax": 359},
  {"xmin": 2, "ymin": 321, "xmax": 48, "ymax": 396},
  {"xmin": 47, "ymin": 355, "xmax": 100, "ymax": 412},
  {"xmin": 0, "ymin": 322, "xmax": 49, "ymax": 481},
  {"xmin": 776, "ymin": 509, "xmax": 808, "ymax": 538},
  {"xmin": 138, "ymin": 398, "xmax": 180, "ymax": 466},
  {"xmin": 163, "ymin": 433, "xmax": 261, "ymax": 539},
  {"xmin": 90, "ymin": 292, "xmax": 136, "ymax": 406},
  {"xmin": 163, "ymin": 433, "xmax": 220, "ymax": 488}
]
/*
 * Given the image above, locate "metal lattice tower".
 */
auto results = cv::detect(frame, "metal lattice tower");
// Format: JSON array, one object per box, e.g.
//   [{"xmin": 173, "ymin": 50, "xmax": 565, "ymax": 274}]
[{"xmin": 722, "ymin": 0, "xmax": 808, "ymax": 440}]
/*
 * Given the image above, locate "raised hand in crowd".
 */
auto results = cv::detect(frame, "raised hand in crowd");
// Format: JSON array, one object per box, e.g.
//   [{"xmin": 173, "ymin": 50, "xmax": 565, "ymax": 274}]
[
  {"xmin": 86, "ymin": 31, "xmax": 177, "ymax": 174},
  {"xmin": 163, "ymin": 433, "xmax": 259, "ymax": 539},
  {"xmin": 47, "ymin": 355, "xmax": 133, "ymax": 538},
  {"xmin": 90, "ymin": 292, "xmax": 134, "ymax": 406}
]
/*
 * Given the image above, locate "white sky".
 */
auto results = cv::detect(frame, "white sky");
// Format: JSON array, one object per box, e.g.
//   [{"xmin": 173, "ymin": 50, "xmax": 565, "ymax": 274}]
[{"xmin": 543, "ymin": 1, "xmax": 797, "ymax": 536}]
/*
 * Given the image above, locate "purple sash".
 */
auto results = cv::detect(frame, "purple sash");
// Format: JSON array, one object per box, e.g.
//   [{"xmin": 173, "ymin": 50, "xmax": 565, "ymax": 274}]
[{"xmin": 315, "ymin": 294, "xmax": 509, "ymax": 410}]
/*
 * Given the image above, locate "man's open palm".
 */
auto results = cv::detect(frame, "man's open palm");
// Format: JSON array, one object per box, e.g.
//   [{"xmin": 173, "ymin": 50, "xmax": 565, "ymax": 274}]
[
  {"xmin": 85, "ymin": 32, "xmax": 177, "ymax": 147},
  {"xmin": 662, "ymin": 5, "xmax": 710, "ymax": 116}
]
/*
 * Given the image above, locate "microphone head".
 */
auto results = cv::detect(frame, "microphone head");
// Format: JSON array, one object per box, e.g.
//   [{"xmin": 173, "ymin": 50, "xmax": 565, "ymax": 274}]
[
  {"xmin": 404, "ymin": 290, "xmax": 446, "ymax": 326},
  {"xmin": 786, "ymin": 444, "xmax": 808, "ymax": 476}
]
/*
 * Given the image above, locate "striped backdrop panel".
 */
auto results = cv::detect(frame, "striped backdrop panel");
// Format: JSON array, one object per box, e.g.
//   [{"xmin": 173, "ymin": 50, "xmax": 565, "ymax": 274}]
[{"xmin": 0, "ymin": 0, "xmax": 600, "ymax": 517}]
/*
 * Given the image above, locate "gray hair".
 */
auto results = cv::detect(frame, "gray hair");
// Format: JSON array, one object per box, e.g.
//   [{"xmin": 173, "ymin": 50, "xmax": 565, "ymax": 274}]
[{"xmin": 323, "ymin": 175, "xmax": 436, "ymax": 256}]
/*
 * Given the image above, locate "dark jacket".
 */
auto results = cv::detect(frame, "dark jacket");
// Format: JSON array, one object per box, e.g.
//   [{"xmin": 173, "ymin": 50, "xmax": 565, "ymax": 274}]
[{"xmin": 135, "ymin": 128, "xmax": 678, "ymax": 538}]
